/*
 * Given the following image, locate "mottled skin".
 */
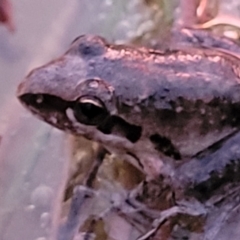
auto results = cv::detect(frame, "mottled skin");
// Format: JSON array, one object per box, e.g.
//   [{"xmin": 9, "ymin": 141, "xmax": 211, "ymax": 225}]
[{"xmin": 17, "ymin": 29, "xmax": 240, "ymax": 194}]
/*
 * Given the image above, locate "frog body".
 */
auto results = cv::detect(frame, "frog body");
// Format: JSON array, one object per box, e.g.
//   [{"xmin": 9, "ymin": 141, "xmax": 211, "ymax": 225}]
[
  {"xmin": 16, "ymin": 26, "xmax": 240, "ymax": 240},
  {"xmin": 17, "ymin": 32, "xmax": 240, "ymax": 180}
]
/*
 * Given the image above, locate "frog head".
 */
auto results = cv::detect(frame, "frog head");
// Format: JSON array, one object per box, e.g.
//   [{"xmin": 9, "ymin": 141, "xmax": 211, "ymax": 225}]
[{"xmin": 17, "ymin": 35, "xmax": 152, "ymax": 170}]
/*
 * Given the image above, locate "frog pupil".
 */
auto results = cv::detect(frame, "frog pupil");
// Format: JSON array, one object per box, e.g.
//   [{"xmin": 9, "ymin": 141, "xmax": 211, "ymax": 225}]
[
  {"xmin": 81, "ymin": 103, "xmax": 101, "ymax": 119},
  {"xmin": 73, "ymin": 101, "xmax": 107, "ymax": 125}
]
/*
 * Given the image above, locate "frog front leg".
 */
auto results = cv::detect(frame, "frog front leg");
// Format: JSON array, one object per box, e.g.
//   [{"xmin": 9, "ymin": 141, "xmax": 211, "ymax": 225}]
[
  {"xmin": 58, "ymin": 145, "xmax": 107, "ymax": 240},
  {"xmin": 124, "ymin": 178, "xmax": 206, "ymax": 240},
  {"xmin": 130, "ymin": 128, "xmax": 240, "ymax": 239},
  {"xmin": 126, "ymin": 130, "xmax": 240, "ymax": 239}
]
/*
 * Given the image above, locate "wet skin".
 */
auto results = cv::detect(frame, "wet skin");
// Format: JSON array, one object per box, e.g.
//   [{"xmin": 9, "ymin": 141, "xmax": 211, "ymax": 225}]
[{"xmin": 17, "ymin": 29, "xmax": 240, "ymax": 197}]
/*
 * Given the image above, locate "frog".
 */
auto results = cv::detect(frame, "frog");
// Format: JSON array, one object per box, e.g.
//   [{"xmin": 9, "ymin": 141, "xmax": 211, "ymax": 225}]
[
  {"xmin": 17, "ymin": 29, "xmax": 240, "ymax": 188},
  {"xmin": 16, "ymin": 3, "xmax": 240, "ymax": 239}
]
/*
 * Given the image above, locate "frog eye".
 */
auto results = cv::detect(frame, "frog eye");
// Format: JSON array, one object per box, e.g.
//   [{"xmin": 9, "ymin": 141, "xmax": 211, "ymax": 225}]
[{"xmin": 73, "ymin": 96, "xmax": 109, "ymax": 125}]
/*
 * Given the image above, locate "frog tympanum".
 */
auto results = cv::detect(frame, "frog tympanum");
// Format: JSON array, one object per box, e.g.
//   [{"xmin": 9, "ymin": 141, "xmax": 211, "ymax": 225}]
[{"xmin": 17, "ymin": 28, "xmax": 240, "ymax": 238}]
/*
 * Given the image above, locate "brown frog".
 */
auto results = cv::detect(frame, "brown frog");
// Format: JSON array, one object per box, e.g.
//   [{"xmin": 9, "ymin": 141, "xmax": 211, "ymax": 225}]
[
  {"xmin": 16, "ymin": 0, "xmax": 240, "ymax": 238},
  {"xmin": 17, "ymin": 28, "xmax": 240, "ymax": 193}
]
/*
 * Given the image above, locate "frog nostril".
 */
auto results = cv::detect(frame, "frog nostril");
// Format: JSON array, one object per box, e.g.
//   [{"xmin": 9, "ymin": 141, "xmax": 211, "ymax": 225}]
[
  {"xmin": 19, "ymin": 94, "xmax": 42, "ymax": 106},
  {"xmin": 35, "ymin": 94, "xmax": 44, "ymax": 104},
  {"xmin": 32, "ymin": 94, "xmax": 48, "ymax": 107}
]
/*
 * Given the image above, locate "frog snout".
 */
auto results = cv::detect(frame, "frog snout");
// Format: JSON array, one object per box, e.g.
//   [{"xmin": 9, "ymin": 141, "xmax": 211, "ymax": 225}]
[{"xmin": 17, "ymin": 68, "xmax": 45, "ymax": 99}]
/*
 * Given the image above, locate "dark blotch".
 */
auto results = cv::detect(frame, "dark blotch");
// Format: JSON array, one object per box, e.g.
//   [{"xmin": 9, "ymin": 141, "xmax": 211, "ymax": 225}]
[
  {"xmin": 188, "ymin": 162, "xmax": 240, "ymax": 201},
  {"xmin": 150, "ymin": 134, "xmax": 181, "ymax": 160},
  {"xmin": 98, "ymin": 115, "xmax": 142, "ymax": 143}
]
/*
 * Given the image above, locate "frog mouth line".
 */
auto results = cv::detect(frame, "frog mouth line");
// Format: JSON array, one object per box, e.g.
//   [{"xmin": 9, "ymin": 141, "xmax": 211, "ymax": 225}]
[
  {"xmin": 18, "ymin": 93, "xmax": 74, "ymax": 131},
  {"xmin": 18, "ymin": 93, "xmax": 143, "ymax": 145}
]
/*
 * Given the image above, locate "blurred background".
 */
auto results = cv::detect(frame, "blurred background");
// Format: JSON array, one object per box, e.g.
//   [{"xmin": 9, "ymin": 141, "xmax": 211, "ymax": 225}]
[{"xmin": 1, "ymin": 0, "xmax": 240, "ymax": 240}]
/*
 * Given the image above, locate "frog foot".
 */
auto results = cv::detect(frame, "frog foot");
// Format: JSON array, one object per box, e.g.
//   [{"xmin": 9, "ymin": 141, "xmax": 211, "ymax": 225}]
[
  {"xmin": 193, "ymin": 14, "xmax": 240, "ymax": 33},
  {"xmin": 137, "ymin": 200, "xmax": 207, "ymax": 240},
  {"xmin": 180, "ymin": 0, "xmax": 240, "ymax": 37}
]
